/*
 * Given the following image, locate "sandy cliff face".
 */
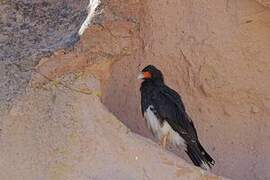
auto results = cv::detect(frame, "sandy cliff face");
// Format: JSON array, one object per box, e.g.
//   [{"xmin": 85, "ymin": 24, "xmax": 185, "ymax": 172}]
[
  {"xmin": 0, "ymin": 69, "xmax": 226, "ymax": 180},
  {"xmin": 256, "ymin": 0, "xmax": 270, "ymax": 7},
  {"xmin": 0, "ymin": 0, "xmax": 269, "ymax": 180},
  {"xmin": 102, "ymin": 0, "xmax": 270, "ymax": 180}
]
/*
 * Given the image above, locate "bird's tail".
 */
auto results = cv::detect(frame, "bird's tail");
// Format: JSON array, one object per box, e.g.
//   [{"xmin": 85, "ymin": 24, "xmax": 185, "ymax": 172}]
[{"xmin": 185, "ymin": 141, "xmax": 215, "ymax": 170}]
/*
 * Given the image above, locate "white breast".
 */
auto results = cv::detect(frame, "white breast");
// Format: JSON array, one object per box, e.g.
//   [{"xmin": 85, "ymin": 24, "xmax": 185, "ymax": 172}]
[{"xmin": 144, "ymin": 105, "xmax": 186, "ymax": 149}]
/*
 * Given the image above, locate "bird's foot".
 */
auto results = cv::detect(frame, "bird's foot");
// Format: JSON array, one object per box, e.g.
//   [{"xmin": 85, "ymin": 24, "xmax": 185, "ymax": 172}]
[{"xmin": 161, "ymin": 134, "xmax": 168, "ymax": 149}]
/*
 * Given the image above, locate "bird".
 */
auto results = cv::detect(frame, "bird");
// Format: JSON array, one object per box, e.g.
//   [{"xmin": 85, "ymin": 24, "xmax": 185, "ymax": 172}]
[{"xmin": 138, "ymin": 65, "xmax": 215, "ymax": 170}]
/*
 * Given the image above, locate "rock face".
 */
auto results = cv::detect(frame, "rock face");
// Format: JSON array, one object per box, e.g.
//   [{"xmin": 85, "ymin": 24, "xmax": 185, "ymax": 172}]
[
  {"xmin": 0, "ymin": 0, "xmax": 87, "ymax": 113},
  {"xmin": 0, "ymin": 72, "xmax": 226, "ymax": 180},
  {"xmin": 102, "ymin": 0, "xmax": 270, "ymax": 180},
  {"xmin": 1, "ymin": 0, "xmax": 270, "ymax": 180},
  {"xmin": 256, "ymin": 0, "xmax": 270, "ymax": 7}
]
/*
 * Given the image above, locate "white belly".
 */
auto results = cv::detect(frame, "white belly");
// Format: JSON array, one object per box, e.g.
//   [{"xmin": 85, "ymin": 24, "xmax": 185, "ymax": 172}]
[{"xmin": 144, "ymin": 105, "xmax": 186, "ymax": 149}]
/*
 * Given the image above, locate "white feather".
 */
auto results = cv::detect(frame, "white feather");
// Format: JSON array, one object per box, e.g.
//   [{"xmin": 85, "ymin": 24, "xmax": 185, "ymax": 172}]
[
  {"xmin": 200, "ymin": 161, "xmax": 211, "ymax": 171},
  {"xmin": 78, "ymin": 0, "xmax": 101, "ymax": 36},
  {"xmin": 144, "ymin": 105, "xmax": 186, "ymax": 149}
]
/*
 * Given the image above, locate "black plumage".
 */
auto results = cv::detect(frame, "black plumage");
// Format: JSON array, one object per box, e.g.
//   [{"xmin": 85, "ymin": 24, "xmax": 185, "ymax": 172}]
[{"xmin": 138, "ymin": 65, "xmax": 215, "ymax": 170}]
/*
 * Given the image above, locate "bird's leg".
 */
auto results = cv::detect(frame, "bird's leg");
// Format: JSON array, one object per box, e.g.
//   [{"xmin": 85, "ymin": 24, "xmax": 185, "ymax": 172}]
[{"xmin": 162, "ymin": 134, "xmax": 168, "ymax": 149}]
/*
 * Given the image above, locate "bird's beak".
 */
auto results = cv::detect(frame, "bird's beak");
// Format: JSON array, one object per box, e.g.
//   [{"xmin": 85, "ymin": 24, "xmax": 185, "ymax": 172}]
[{"xmin": 137, "ymin": 72, "xmax": 144, "ymax": 80}]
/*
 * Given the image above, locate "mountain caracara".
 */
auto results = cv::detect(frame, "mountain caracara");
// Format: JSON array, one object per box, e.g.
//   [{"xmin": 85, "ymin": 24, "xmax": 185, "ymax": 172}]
[{"xmin": 138, "ymin": 65, "xmax": 215, "ymax": 170}]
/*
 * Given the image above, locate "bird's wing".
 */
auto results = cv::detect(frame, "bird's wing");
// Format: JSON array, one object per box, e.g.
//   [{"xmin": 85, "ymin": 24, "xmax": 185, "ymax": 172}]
[{"xmin": 151, "ymin": 85, "xmax": 198, "ymax": 140}]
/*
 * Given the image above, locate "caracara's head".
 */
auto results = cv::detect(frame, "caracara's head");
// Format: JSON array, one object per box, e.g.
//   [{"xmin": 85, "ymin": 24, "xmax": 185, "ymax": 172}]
[{"xmin": 137, "ymin": 65, "xmax": 164, "ymax": 83}]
